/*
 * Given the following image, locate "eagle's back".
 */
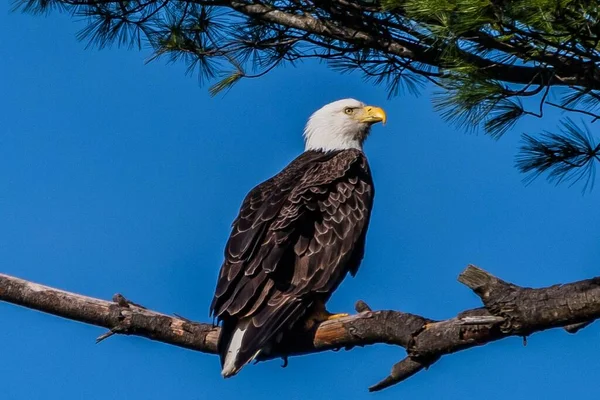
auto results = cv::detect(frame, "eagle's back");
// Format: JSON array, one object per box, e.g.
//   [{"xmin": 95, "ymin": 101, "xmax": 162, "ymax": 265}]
[{"xmin": 210, "ymin": 148, "xmax": 374, "ymax": 375}]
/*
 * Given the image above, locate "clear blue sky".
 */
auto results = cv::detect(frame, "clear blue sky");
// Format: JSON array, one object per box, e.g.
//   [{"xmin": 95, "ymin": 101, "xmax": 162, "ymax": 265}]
[{"xmin": 1, "ymin": 6, "xmax": 599, "ymax": 400}]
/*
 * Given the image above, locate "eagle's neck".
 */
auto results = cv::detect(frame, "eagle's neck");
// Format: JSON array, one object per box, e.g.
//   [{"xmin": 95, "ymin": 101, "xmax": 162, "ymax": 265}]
[{"xmin": 303, "ymin": 118, "xmax": 369, "ymax": 152}]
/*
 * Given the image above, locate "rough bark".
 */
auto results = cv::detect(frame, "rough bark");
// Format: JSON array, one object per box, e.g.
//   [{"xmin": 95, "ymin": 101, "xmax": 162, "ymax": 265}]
[{"xmin": 1, "ymin": 265, "xmax": 598, "ymax": 392}]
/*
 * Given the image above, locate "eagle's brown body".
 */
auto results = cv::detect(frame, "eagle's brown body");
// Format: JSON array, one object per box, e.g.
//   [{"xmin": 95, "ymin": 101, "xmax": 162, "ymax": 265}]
[{"xmin": 210, "ymin": 148, "xmax": 374, "ymax": 375}]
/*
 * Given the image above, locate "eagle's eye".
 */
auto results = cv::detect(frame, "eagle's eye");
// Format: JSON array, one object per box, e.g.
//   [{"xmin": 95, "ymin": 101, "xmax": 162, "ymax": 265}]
[{"xmin": 344, "ymin": 107, "xmax": 354, "ymax": 115}]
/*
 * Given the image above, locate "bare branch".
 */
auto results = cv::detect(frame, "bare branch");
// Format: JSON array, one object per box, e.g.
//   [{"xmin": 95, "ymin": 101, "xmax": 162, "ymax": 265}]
[
  {"xmin": 369, "ymin": 356, "xmax": 436, "ymax": 392},
  {"xmin": 1, "ymin": 266, "xmax": 600, "ymax": 391}
]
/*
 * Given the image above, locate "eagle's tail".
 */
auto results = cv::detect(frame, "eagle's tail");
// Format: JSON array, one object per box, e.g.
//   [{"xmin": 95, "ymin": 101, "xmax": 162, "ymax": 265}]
[
  {"xmin": 220, "ymin": 318, "xmax": 257, "ymax": 378},
  {"xmin": 218, "ymin": 299, "xmax": 307, "ymax": 378}
]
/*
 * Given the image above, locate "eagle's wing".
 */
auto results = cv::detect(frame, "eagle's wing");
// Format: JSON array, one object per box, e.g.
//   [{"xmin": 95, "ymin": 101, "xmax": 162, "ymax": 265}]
[{"xmin": 210, "ymin": 150, "xmax": 374, "ymax": 374}]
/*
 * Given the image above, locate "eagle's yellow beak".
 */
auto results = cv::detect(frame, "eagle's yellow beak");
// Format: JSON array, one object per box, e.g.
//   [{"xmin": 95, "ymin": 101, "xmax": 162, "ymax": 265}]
[{"xmin": 359, "ymin": 106, "xmax": 387, "ymax": 125}]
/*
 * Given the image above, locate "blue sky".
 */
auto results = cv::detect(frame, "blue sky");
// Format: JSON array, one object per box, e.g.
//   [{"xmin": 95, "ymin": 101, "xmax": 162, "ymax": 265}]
[{"xmin": 1, "ymin": 5, "xmax": 599, "ymax": 400}]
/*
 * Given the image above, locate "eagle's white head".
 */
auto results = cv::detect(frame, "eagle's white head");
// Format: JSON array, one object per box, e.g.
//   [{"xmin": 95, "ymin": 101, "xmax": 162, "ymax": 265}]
[{"xmin": 303, "ymin": 98, "xmax": 387, "ymax": 152}]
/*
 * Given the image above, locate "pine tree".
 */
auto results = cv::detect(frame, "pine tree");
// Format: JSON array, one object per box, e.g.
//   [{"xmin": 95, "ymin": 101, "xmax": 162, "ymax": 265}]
[{"xmin": 14, "ymin": 0, "xmax": 600, "ymax": 189}]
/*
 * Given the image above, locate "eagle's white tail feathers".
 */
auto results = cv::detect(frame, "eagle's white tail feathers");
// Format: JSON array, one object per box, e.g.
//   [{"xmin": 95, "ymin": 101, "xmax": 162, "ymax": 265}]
[{"xmin": 221, "ymin": 319, "xmax": 260, "ymax": 378}]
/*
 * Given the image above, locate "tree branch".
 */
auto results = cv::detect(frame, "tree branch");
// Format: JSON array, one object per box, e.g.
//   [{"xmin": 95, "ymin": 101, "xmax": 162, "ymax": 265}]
[
  {"xmin": 21, "ymin": 0, "xmax": 600, "ymax": 89},
  {"xmin": 225, "ymin": 1, "xmax": 576, "ymax": 88},
  {"xmin": 1, "ymin": 265, "xmax": 599, "ymax": 391}
]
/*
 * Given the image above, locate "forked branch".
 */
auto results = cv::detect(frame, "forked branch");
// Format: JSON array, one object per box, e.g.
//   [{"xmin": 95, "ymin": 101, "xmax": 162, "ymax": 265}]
[{"xmin": 1, "ymin": 265, "xmax": 599, "ymax": 392}]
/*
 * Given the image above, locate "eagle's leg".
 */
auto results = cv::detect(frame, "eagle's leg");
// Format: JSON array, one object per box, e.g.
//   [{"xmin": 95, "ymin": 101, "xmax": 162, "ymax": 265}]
[{"xmin": 304, "ymin": 300, "xmax": 349, "ymax": 330}]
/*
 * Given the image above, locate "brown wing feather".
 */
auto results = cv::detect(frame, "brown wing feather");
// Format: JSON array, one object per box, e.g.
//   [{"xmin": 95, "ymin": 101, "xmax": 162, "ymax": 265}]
[{"xmin": 211, "ymin": 149, "xmax": 374, "ymax": 372}]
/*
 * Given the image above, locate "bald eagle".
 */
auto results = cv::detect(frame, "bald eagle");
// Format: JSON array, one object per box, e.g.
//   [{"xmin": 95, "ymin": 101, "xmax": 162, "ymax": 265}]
[{"xmin": 210, "ymin": 98, "xmax": 386, "ymax": 377}]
